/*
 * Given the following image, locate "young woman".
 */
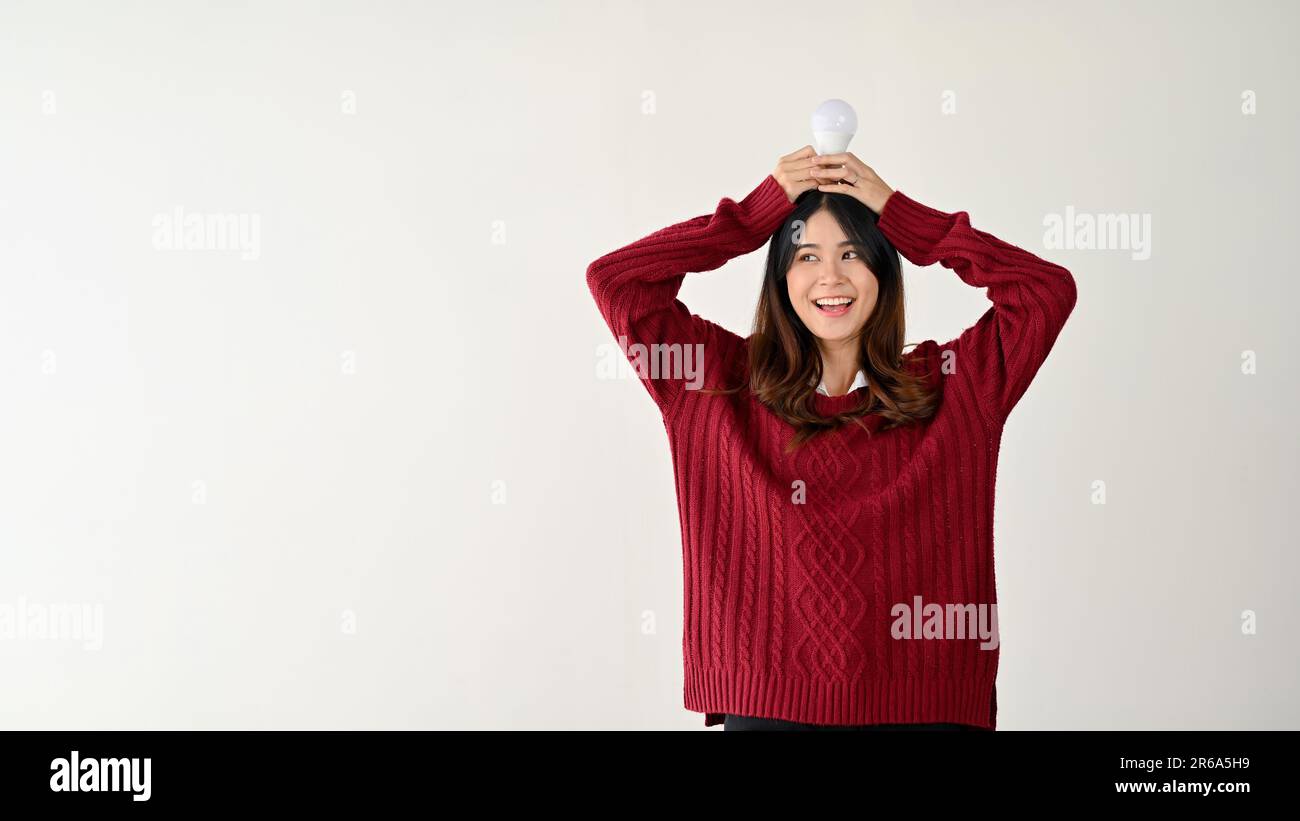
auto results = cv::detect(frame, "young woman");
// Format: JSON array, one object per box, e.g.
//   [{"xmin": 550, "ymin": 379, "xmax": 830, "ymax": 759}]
[{"xmin": 586, "ymin": 146, "xmax": 1077, "ymax": 730}]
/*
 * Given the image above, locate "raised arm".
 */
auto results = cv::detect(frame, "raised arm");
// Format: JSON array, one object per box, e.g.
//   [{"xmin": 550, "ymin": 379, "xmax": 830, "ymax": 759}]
[
  {"xmin": 877, "ymin": 191, "xmax": 1078, "ymax": 428},
  {"xmin": 586, "ymin": 173, "xmax": 796, "ymax": 415}
]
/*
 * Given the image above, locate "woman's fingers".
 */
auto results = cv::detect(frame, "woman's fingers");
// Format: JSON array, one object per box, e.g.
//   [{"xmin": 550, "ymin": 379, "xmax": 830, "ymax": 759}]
[
  {"xmin": 809, "ymin": 151, "xmax": 850, "ymax": 166},
  {"xmin": 813, "ymin": 152, "xmax": 886, "ymax": 193},
  {"xmin": 777, "ymin": 145, "xmax": 880, "ymax": 203},
  {"xmin": 779, "ymin": 175, "xmax": 819, "ymax": 197},
  {"xmin": 812, "ymin": 152, "xmax": 895, "ymax": 214},
  {"xmin": 811, "ymin": 151, "xmax": 871, "ymax": 177},
  {"xmin": 783, "ymin": 160, "xmax": 821, "ymax": 182},
  {"xmin": 810, "ymin": 164, "xmax": 852, "ymax": 183},
  {"xmin": 774, "ymin": 146, "xmax": 823, "ymax": 202},
  {"xmin": 779, "ymin": 147, "xmax": 820, "ymax": 181}
]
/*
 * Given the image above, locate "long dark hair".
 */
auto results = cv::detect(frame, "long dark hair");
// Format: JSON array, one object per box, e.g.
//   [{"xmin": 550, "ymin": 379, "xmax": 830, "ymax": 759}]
[{"xmin": 702, "ymin": 188, "xmax": 940, "ymax": 451}]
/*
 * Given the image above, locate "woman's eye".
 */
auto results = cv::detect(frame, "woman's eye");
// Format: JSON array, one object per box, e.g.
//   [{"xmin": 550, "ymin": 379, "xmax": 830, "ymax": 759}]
[{"xmin": 799, "ymin": 251, "xmax": 857, "ymax": 262}]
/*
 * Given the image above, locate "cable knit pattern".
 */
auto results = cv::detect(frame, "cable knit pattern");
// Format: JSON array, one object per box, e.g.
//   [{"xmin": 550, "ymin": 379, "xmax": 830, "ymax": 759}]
[{"xmin": 586, "ymin": 175, "xmax": 1077, "ymax": 728}]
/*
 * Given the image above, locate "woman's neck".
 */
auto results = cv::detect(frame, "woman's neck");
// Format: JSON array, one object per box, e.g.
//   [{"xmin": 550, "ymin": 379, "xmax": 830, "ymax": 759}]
[{"xmin": 817, "ymin": 339, "xmax": 863, "ymax": 397}]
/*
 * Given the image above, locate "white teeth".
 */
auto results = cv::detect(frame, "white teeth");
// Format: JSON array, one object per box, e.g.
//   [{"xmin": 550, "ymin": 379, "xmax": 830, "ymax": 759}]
[{"xmin": 815, "ymin": 297, "xmax": 853, "ymax": 306}]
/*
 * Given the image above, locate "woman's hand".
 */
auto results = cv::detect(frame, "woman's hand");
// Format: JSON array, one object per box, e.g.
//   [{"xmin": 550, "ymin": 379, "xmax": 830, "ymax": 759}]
[
  {"xmin": 808, "ymin": 152, "xmax": 895, "ymax": 215},
  {"xmin": 772, "ymin": 146, "xmax": 821, "ymax": 204}
]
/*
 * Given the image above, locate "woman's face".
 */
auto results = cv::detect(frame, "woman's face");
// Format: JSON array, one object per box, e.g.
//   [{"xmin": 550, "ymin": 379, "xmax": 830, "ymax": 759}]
[{"xmin": 785, "ymin": 208, "xmax": 878, "ymax": 343}]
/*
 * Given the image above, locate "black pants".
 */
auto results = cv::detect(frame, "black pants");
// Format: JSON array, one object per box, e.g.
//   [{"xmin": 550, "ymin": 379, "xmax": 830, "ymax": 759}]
[{"xmin": 722, "ymin": 713, "xmax": 981, "ymax": 731}]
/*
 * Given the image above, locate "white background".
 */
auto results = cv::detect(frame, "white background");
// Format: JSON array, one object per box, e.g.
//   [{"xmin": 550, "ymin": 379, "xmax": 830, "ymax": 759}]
[{"xmin": 0, "ymin": 0, "xmax": 1295, "ymax": 728}]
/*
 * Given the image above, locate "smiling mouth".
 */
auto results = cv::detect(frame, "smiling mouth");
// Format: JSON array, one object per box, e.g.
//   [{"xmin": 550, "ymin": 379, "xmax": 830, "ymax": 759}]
[{"xmin": 813, "ymin": 297, "xmax": 854, "ymax": 317}]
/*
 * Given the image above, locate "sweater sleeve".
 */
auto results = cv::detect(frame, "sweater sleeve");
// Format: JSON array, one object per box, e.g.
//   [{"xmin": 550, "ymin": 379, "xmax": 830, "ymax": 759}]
[
  {"xmin": 877, "ymin": 190, "xmax": 1078, "ymax": 427},
  {"xmin": 586, "ymin": 174, "xmax": 795, "ymax": 415}
]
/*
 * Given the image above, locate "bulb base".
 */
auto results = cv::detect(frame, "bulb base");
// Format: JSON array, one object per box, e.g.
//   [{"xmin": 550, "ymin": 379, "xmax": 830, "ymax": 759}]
[{"xmin": 813, "ymin": 131, "xmax": 854, "ymax": 155}]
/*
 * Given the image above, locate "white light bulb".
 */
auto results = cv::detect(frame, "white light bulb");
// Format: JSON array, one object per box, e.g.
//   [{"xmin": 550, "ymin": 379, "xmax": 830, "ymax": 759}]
[{"xmin": 811, "ymin": 99, "xmax": 857, "ymax": 155}]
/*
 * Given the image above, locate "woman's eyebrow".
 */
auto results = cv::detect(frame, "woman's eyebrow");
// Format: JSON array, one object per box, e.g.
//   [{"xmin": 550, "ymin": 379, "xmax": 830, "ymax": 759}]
[{"xmin": 795, "ymin": 240, "xmax": 855, "ymax": 249}]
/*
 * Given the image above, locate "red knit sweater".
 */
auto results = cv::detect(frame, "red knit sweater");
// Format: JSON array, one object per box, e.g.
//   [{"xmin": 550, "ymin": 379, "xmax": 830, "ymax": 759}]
[{"xmin": 586, "ymin": 174, "xmax": 1077, "ymax": 728}]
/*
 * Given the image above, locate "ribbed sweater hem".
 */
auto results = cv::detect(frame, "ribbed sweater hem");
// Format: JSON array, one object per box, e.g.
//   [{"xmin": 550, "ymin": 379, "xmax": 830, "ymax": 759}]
[{"xmin": 684, "ymin": 664, "xmax": 997, "ymax": 729}]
